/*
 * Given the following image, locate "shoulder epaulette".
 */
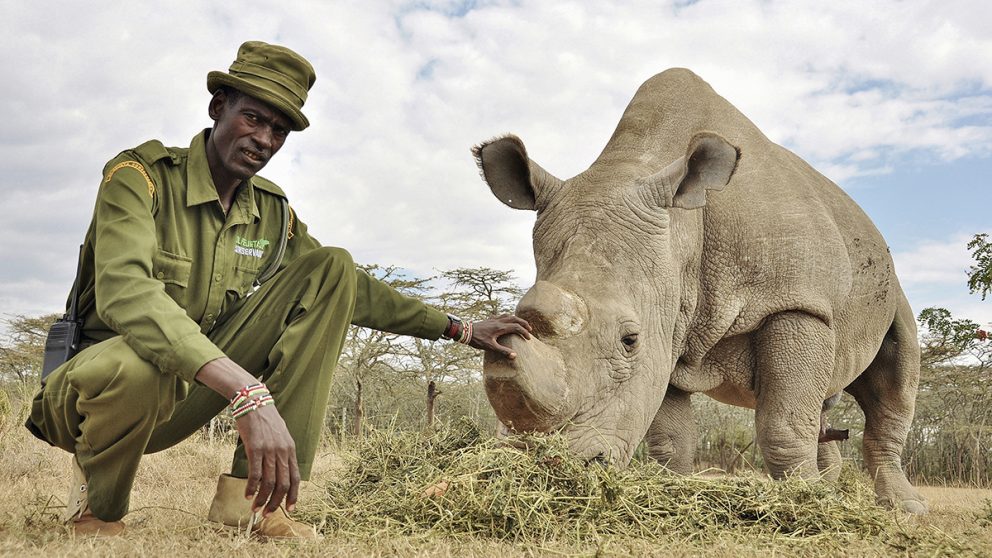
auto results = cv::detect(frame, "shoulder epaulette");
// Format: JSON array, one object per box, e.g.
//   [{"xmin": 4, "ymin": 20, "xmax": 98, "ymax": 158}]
[
  {"xmin": 252, "ymin": 175, "xmax": 288, "ymax": 199},
  {"xmin": 132, "ymin": 140, "xmax": 175, "ymax": 165},
  {"xmin": 101, "ymin": 140, "xmax": 181, "ymax": 199}
]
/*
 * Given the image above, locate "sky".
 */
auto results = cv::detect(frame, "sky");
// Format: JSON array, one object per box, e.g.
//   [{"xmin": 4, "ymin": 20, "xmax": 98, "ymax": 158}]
[{"xmin": 1, "ymin": 0, "xmax": 990, "ymax": 333}]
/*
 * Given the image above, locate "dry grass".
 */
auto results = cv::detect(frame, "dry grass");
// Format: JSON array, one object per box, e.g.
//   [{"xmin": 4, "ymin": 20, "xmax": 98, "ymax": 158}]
[
  {"xmin": 2, "ymin": 390, "xmax": 991, "ymax": 557},
  {"xmin": 309, "ymin": 420, "xmax": 891, "ymax": 542}
]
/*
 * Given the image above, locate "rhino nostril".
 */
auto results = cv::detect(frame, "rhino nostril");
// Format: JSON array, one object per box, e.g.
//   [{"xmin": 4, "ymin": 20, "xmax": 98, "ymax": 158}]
[
  {"xmin": 515, "ymin": 310, "xmax": 556, "ymax": 338},
  {"xmin": 484, "ymin": 348, "xmax": 518, "ymax": 366}
]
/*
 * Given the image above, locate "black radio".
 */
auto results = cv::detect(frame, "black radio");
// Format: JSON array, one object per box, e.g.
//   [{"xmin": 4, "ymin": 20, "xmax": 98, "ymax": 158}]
[{"xmin": 40, "ymin": 245, "xmax": 83, "ymax": 385}]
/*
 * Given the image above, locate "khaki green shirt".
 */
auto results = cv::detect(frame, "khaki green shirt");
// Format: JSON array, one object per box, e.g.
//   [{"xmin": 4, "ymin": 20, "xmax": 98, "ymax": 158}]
[{"xmin": 73, "ymin": 130, "xmax": 448, "ymax": 382}]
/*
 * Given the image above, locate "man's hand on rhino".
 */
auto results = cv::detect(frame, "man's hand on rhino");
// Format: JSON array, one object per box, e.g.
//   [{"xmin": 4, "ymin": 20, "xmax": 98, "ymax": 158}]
[{"xmin": 469, "ymin": 315, "xmax": 532, "ymax": 358}]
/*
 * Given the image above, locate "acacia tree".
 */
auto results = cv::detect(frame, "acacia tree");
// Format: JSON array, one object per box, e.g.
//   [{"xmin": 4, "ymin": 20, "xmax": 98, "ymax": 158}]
[
  {"xmin": 326, "ymin": 265, "xmax": 525, "ymax": 433},
  {"xmin": 917, "ymin": 307, "xmax": 991, "ymax": 369},
  {"xmin": 411, "ymin": 267, "xmax": 524, "ymax": 428},
  {"xmin": 332, "ymin": 265, "xmax": 433, "ymax": 436},
  {"xmin": 968, "ymin": 233, "xmax": 992, "ymax": 301},
  {"xmin": 0, "ymin": 314, "xmax": 59, "ymax": 383},
  {"xmin": 439, "ymin": 267, "xmax": 524, "ymax": 321},
  {"xmin": 903, "ymin": 306, "xmax": 992, "ymax": 484}
]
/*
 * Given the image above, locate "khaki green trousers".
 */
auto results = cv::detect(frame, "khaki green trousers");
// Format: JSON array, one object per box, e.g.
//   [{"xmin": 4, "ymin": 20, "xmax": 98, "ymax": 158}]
[{"xmin": 29, "ymin": 247, "xmax": 357, "ymax": 522}]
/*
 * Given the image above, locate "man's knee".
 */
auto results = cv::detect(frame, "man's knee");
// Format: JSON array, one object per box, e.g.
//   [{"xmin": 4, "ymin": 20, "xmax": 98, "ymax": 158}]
[
  {"xmin": 78, "ymin": 338, "xmax": 156, "ymax": 376},
  {"xmin": 302, "ymin": 246, "xmax": 356, "ymax": 285},
  {"xmin": 67, "ymin": 339, "xmax": 170, "ymax": 412},
  {"xmin": 31, "ymin": 338, "xmax": 171, "ymax": 451}
]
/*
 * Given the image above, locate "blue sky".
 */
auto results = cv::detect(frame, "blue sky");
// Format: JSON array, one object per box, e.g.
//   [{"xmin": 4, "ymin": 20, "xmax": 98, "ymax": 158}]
[{"xmin": 0, "ymin": 0, "xmax": 989, "ymax": 332}]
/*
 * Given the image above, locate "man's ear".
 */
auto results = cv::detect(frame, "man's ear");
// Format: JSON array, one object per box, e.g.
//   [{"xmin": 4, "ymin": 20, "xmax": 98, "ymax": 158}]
[
  {"xmin": 208, "ymin": 90, "xmax": 227, "ymax": 122},
  {"xmin": 638, "ymin": 132, "xmax": 740, "ymax": 210},
  {"xmin": 473, "ymin": 134, "xmax": 563, "ymax": 211}
]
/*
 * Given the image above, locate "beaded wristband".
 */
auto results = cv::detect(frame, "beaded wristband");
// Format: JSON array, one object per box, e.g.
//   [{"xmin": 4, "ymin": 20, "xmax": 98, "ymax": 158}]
[
  {"xmin": 457, "ymin": 321, "xmax": 473, "ymax": 345},
  {"xmin": 231, "ymin": 383, "xmax": 268, "ymax": 403},
  {"xmin": 231, "ymin": 394, "xmax": 274, "ymax": 419},
  {"xmin": 229, "ymin": 382, "xmax": 274, "ymax": 420}
]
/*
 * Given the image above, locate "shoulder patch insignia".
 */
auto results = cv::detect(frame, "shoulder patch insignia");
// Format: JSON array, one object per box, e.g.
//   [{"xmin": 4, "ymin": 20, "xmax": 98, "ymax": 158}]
[{"xmin": 105, "ymin": 160, "xmax": 156, "ymax": 198}]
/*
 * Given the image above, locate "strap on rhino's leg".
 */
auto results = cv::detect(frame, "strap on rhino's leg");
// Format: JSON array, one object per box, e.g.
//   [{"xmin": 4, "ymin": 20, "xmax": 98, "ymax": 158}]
[
  {"xmin": 753, "ymin": 311, "xmax": 833, "ymax": 480},
  {"xmin": 645, "ymin": 386, "xmax": 696, "ymax": 474}
]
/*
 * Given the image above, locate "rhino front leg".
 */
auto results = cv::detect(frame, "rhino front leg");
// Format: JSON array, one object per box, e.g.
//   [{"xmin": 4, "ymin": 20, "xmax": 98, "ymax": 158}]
[
  {"xmin": 754, "ymin": 311, "xmax": 833, "ymax": 480},
  {"xmin": 645, "ymin": 386, "xmax": 697, "ymax": 473}
]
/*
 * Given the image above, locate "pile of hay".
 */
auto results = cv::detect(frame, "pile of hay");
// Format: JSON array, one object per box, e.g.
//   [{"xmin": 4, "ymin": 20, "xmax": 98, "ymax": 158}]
[{"xmin": 307, "ymin": 419, "xmax": 892, "ymax": 543}]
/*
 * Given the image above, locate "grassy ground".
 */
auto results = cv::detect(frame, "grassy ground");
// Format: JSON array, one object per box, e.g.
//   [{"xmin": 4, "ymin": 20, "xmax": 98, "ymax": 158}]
[{"xmin": 1, "ymin": 392, "xmax": 990, "ymax": 557}]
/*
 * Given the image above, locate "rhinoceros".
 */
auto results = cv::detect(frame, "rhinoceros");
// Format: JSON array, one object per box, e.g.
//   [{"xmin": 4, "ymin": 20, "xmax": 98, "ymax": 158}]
[{"xmin": 474, "ymin": 68, "xmax": 926, "ymax": 514}]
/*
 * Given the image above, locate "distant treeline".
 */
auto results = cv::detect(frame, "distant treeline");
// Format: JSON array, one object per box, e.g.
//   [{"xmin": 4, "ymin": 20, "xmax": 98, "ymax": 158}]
[{"xmin": 2, "ymin": 261, "xmax": 990, "ymax": 486}]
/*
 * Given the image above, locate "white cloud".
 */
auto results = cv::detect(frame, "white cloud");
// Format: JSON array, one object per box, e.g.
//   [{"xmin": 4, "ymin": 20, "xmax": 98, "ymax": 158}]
[
  {"xmin": 892, "ymin": 235, "xmax": 974, "ymax": 287},
  {"xmin": 0, "ymin": 0, "xmax": 990, "ymax": 328},
  {"xmin": 893, "ymin": 234, "xmax": 992, "ymax": 327}
]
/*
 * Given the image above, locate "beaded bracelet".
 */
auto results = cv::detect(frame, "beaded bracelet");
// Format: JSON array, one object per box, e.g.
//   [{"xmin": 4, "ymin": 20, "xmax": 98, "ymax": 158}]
[
  {"xmin": 457, "ymin": 320, "xmax": 473, "ymax": 345},
  {"xmin": 229, "ymin": 382, "xmax": 275, "ymax": 420}
]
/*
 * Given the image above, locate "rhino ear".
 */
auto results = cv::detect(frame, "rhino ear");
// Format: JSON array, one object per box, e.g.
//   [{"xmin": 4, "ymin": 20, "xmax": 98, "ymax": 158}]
[
  {"xmin": 473, "ymin": 135, "xmax": 563, "ymax": 210},
  {"xmin": 643, "ymin": 132, "xmax": 740, "ymax": 210}
]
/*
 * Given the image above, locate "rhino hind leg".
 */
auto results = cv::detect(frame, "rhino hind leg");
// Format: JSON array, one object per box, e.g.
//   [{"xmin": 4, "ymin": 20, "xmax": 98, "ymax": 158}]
[
  {"xmin": 817, "ymin": 395, "xmax": 845, "ymax": 481},
  {"xmin": 753, "ymin": 311, "xmax": 833, "ymax": 480},
  {"xmin": 645, "ymin": 386, "xmax": 696, "ymax": 474},
  {"xmin": 817, "ymin": 441, "xmax": 842, "ymax": 481},
  {"xmin": 845, "ymin": 298, "xmax": 928, "ymax": 514}
]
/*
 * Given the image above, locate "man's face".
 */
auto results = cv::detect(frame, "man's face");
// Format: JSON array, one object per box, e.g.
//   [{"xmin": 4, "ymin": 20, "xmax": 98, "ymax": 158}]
[{"xmin": 206, "ymin": 91, "xmax": 292, "ymax": 185}]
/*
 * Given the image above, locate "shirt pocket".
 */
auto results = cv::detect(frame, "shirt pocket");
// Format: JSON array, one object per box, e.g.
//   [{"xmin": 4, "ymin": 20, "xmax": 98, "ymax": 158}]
[
  {"xmin": 152, "ymin": 249, "xmax": 192, "ymax": 307},
  {"xmin": 231, "ymin": 264, "xmax": 259, "ymax": 299}
]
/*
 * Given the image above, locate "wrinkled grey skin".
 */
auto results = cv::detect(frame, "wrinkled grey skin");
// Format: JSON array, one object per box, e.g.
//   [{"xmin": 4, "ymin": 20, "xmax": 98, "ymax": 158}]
[{"xmin": 475, "ymin": 68, "xmax": 926, "ymax": 514}]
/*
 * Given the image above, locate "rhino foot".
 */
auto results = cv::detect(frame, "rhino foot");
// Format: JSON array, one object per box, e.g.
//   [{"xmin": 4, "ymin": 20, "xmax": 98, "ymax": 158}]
[{"xmin": 877, "ymin": 496, "xmax": 928, "ymax": 515}]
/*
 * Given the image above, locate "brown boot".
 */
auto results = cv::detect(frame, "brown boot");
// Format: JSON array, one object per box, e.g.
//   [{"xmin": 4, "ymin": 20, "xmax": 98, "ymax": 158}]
[
  {"xmin": 206, "ymin": 474, "xmax": 317, "ymax": 539},
  {"xmin": 65, "ymin": 456, "xmax": 125, "ymax": 537}
]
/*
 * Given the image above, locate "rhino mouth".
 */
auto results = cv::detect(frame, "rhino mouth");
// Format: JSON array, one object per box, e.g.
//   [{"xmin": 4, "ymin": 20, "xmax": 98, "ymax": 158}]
[{"xmin": 560, "ymin": 421, "xmax": 639, "ymax": 467}]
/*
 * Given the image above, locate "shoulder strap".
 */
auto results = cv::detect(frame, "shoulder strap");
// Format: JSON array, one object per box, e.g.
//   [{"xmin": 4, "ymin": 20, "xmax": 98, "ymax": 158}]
[
  {"xmin": 253, "ymin": 198, "xmax": 289, "ymax": 287},
  {"xmin": 66, "ymin": 245, "xmax": 84, "ymax": 322}
]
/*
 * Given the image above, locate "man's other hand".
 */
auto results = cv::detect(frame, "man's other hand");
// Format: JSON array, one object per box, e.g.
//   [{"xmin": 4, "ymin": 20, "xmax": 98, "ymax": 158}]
[
  {"xmin": 195, "ymin": 357, "xmax": 301, "ymax": 515},
  {"xmin": 235, "ymin": 404, "xmax": 301, "ymax": 516}
]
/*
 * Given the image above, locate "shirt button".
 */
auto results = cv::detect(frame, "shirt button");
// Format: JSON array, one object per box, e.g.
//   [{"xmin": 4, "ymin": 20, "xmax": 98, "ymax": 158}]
[
  {"xmin": 214, "ymin": 273, "xmax": 223, "ymax": 282},
  {"xmin": 206, "ymin": 313, "xmax": 214, "ymax": 321},
  {"xmin": 156, "ymin": 272, "xmax": 165, "ymax": 279}
]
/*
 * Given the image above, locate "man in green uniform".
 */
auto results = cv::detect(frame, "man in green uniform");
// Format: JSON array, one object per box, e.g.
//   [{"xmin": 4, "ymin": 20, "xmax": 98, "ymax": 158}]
[{"xmin": 26, "ymin": 41, "xmax": 531, "ymax": 537}]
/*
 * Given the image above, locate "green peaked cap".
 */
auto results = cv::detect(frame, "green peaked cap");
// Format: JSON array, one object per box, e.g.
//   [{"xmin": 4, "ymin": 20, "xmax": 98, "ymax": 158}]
[{"xmin": 207, "ymin": 41, "xmax": 316, "ymax": 131}]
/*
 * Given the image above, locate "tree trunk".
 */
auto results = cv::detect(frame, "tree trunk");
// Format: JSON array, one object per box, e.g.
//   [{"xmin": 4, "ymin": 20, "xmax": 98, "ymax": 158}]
[
  {"xmin": 353, "ymin": 377, "xmax": 363, "ymax": 437},
  {"xmin": 426, "ymin": 380, "xmax": 441, "ymax": 428}
]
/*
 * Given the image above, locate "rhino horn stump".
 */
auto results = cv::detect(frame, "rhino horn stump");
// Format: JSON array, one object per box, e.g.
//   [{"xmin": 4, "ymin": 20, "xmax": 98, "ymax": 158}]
[{"xmin": 483, "ymin": 334, "xmax": 571, "ymax": 433}]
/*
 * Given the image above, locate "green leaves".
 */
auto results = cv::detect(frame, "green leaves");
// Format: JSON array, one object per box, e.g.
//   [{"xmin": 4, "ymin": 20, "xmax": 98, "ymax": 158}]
[{"xmin": 967, "ymin": 233, "xmax": 992, "ymax": 301}]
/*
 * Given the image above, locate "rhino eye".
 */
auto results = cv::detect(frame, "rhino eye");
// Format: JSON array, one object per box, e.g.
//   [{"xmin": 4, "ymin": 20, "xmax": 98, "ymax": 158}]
[{"xmin": 621, "ymin": 333, "xmax": 639, "ymax": 351}]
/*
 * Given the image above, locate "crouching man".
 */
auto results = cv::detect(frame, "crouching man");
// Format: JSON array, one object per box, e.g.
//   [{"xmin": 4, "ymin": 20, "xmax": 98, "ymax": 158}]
[{"xmin": 25, "ymin": 41, "xmax": 530, "ymax": 538}]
